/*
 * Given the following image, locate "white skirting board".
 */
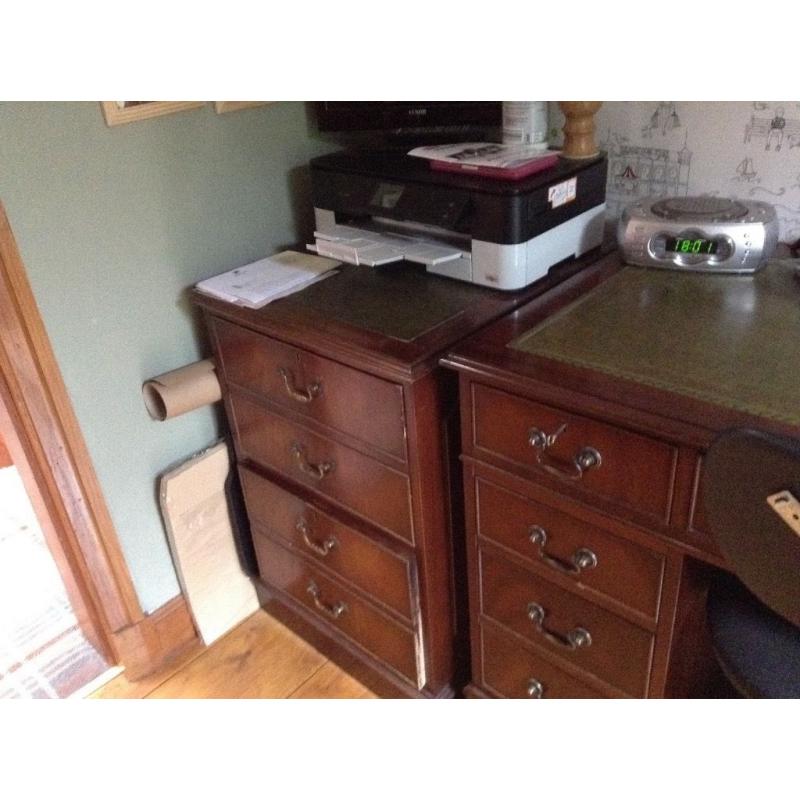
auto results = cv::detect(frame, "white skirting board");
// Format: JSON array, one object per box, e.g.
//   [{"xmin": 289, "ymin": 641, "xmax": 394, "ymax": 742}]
[{"xmin": 159, "ymin": 441, "xmax": 259, "ymax": 645}]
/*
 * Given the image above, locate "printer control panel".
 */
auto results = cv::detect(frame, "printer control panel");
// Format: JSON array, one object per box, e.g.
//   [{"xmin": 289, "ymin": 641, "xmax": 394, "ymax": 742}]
[{"xmin": 316, "ymin": 170, "xmax": 472, "ymax": 232}]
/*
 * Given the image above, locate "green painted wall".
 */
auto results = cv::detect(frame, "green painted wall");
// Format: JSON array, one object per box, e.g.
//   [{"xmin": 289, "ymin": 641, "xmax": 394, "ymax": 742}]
[{"xmin": 0, "ymin": 101, "xmax": 333, "ymax": 612}]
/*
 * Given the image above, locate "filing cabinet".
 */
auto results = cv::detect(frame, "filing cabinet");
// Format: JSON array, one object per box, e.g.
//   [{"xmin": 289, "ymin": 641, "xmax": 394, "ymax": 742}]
[
  {"xmin": 192, "ymin": 256, "xmax": 595, "ymax": 697},
  {"xmin": 457, "ymin": 396, "xmax": 682, "ymax": 698},
  {"xmin": 210, "ymin": 317, "xmax": 430, "ymax": 695}
]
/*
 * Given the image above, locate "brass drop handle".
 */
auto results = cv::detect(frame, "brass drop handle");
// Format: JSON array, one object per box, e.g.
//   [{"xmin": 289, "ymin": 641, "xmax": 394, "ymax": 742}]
[
  {"xmin": 277, "ymin": 366, "xmax": 322, "ymax": 403},
  {"xmin": 527, "ymin": 678, "xmax": 545, "ymax": 699},
  {"xmin": 291, "ymin": 443, "xmax": 334, "ymax": 480},
  {"xmin": 528, "ymin": 526, "xmax": 598, "ymax": 576},
  {"xmin": 526, "ymin": 602, "xmax": 592, "ymax": 651},
  {"xmin": 307, "ymin": 581, "xmax": 347, "ymax": 620},
  {"xmin": 528, "ymin": 423, "xmax": 602, "ymax": 481},
  {"xmin": 296, "ymin": 519, "xmax": 337, "ymax": 557}
]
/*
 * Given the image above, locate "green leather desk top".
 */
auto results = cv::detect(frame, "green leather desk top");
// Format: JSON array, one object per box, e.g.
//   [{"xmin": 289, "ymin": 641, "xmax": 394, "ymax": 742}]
[{"xmin": 511, "ymin": 261, "xmax": 800, "ymax": 426}]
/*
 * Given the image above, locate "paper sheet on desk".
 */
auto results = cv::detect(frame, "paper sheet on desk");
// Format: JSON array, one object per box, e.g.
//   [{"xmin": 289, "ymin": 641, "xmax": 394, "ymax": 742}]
[{"xmin": 195, "ymin": 251, "xmax": 340, "ymax": 309}]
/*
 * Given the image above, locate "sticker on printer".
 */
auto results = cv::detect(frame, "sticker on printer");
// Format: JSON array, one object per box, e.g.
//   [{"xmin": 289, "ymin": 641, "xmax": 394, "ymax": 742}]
[{"xmin": 548, "ymin": 177, "xmax": 577, "ymax": 208}]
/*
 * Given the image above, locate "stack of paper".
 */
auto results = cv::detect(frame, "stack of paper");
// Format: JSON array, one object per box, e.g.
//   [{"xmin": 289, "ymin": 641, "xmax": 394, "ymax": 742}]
[
  {"xmin": 195, "ymin": 251, "xmax": 340, "ymax": 309},
  {"xmin": 309, "ymin": 224, "xmax": 464, "ymax": 267},
  {"xmin": 408, "ymin": 142, "xmax": 560, "ymax": 181}
]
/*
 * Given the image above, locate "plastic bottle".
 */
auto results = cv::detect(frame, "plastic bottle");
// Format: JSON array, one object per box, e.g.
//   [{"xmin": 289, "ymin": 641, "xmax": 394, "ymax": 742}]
[{"xmin": 502, "ymin": 102, "xmax": 549, "ymax": 148}]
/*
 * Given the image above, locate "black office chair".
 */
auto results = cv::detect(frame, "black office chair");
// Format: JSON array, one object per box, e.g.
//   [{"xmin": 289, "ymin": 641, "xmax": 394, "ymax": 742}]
[{"xmin": 702, "ymin": 428, "xmax": 800, "ymax": 698}]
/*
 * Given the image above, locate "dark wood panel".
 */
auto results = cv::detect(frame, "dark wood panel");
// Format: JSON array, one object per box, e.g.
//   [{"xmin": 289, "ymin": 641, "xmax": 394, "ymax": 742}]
[
  {"xmin": 253, "ymin": 533, "xmax": 420, "ymax": 686},
  {"xmin": 472, "ymin": 383, "xmax": 677, "ymax": 523},
  {"xmin": 230, "ymin": 390, "xmax": 414, "ymax": 544},
  {"xmin": 480, "ymin": 621, "xmax": 609, "ymax": 699},
  {"xmin": 239, "ymin": 467, "xmax": 415, "ymax": 621},
  {"xmin": 474, "ymin": 474, "xmax": 665, "ymax": 620},
  {"xmin": 402, "ymin": 369, "xmax": 465, "ymax": 692},
  {"xmin": 256, "ymin": 587, "xmax": 453, "ymax": 699},
  {"xmin": 214, "ymin": 318, "xmax": 408, "ymax": 463},
  {"xmin": 686, "ymin": 455, "xmax": 725, "ymax": 559},
  {"xmin": 479, "ymin": 547, "xmax": 655, "ymax": 696}
]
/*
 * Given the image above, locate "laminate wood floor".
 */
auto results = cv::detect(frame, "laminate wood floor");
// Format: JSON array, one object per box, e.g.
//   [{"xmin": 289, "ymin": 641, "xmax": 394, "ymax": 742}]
[{"xmin": 90, "ymin": 609, "xmax": 376, "ymax": 699}]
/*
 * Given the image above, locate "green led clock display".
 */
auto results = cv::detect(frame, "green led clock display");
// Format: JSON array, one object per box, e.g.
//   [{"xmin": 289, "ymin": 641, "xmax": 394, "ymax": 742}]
[{"xmin": 665, "ymin": 236, "xmax": 718, "ymax": 255}]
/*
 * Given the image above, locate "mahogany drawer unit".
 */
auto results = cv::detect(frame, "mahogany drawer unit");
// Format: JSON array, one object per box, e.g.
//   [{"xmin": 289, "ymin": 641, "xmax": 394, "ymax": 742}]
[
  {"xmin": 193, "ymin": 255, "xmax": 591, "ymax": 698},
  {"xmin": 239, "ymin": 467, "xmax": 416, "ymax": 621},
  {"xmin": 458, "ymin": 382, "xmax": 677, "ymax": 698},
  {"xmin": 214, "ymin": 318, "xmax": 408, "ymax": 463},
  {"xmin": 230, "ymin": 390, "xmax": 414, "ymax": 544},
  {"xmin": 473, "ymin": 471, "xmax": 665, "ymax": 622},
  {"xmin": 252, "ymin": 532, "xmax": 421, "ymax": 686},
  {"xmin": 480, "ymin": 621, "xmax": 610, "ymax": 699},
  {"xmin": 684, "ymin": 456, "xmax": 725, "ymax": 559},
  {"xmin": 471, "ymin": 383, "xmax": 678, "ymax": 524},
  {"xmin": 479, "ymin": 546, "xmax": 656, "ymax": 696},
  {"xmin": 441, "ymin": 249, "xmax": 800, "ymax": 699}
]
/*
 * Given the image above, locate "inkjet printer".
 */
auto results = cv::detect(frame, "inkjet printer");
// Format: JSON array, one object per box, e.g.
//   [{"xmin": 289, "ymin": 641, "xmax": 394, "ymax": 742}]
[{"xmin": 308, "ymin": 150, "xmax": 608, "ymax": 291}]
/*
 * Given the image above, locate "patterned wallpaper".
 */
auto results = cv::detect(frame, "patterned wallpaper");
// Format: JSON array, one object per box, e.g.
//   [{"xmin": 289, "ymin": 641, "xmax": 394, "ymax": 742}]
[{"xmin": 551, "ymin": 101, "xmax": 800, "ymax": 243}]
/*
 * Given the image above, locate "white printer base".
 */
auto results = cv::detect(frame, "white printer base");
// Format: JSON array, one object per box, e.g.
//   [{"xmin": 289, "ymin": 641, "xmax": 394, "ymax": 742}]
[
  {"xmin": 428, "ymin": 203, "xmax": 607, "ymax": 291},
  {"xmin": 312, "ymin": 202, "xmax": 606, "ymax": 292}
]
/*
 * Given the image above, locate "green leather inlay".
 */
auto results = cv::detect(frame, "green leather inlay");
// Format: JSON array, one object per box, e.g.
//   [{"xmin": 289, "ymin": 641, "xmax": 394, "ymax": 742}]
[
  {"xmin": 511, "ymin": 262, "xmax": 800, "ymax": 425},
  {"xmin": 283, "ymin": 263, "xmax": 482, "ymax": 342}
]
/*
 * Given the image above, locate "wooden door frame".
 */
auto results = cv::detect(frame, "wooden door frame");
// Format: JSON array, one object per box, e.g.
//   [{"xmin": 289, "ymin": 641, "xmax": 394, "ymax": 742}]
[{"xmin": 0, "ymin": 201, "xmax": 196, "ymax": 679}]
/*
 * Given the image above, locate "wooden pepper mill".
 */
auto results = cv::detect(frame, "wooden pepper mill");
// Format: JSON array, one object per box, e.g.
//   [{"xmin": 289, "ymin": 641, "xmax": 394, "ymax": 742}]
[{"xmin": 559, "ymin": 101, "xmax": 602, "ymax": 159}]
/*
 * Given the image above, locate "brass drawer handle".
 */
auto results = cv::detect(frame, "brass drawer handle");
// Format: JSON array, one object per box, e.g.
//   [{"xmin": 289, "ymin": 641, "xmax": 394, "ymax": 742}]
[
  {"xmin": 528, "ymin": 526, "xmax": 598, "ymax": 576},
  {"xmin": 307, "ymin": 580, "xmax": 347, "ymax": 620},
  {"xmin": 526, "ymin": 602, "xmax": 592, "ymax": 651},
  {"xmin": 291, "ymin": 443, "xmax": 334, "ymax": 480},
  {"xmin": 296, "ymin": 519, "xmax": 337, "ymax": 557},
  {"xmin": 527, "ymin": 678, "xmax": 545, "ymax": 699},
  {"xmin": 528, "ymin": 423, "xmax": 602, "ymax": 481},
  {"xmin": 277, "ymin": 366, "xmax": 322, "ymax": 403}
]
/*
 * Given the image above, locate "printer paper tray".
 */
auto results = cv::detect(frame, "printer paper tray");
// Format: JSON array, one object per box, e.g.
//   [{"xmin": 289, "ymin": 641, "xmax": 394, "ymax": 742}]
[{"xmin": 309, "ymin": 224, "xmax": 465, "ymax": 268}]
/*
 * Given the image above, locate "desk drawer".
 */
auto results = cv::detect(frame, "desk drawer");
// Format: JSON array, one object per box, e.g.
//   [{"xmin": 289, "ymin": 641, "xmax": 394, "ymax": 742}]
[
  {"xmin": 475, "ymin": 475, "xmax": 664, "ymax": 620},
  {"xmin": 479, "ymin": 548, "xmax": 654, "ymax": 696},
  {"xmin": 685, "ymin": 456, "xmax": 724, "ymax": 559},
  {"xmin": 214, "ymin": 318, "xmax": 407, "ymax": 462},
  {"xmin": 253, "ymin": 532, "xmax": 420, "ymax": 685},
  {"xmin": 480, "ymin": 623, "xmax": 608, "ymax": 699},
  {"xmin": 232, "ymin": 391, "xmax": 414, "ymax": 544},
  {"xmin": 472, "ymin": 384, "xmax": 676, "ymax": 521},
  {"xmin": 239, "ymin": 467, "xmax": 415, "ymax": 620}
]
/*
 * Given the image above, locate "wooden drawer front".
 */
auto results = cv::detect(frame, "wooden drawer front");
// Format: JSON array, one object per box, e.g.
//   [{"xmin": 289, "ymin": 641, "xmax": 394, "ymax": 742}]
[
  {"xmin": 232, "ymin": 392, "xmax": 414, "ymax": 544},
  {"xmin": 214, "ymin": 318, "xmax": 407, "ymax": 462},
  {"xmin": 479, "ymin": 549, "xmax": 654, "ymax": 696},
  {"xmin": 239, "ymin": 467, "xmax": 415, "ymax": 620},
  {"xmin": 472, "ymin": 384, "xmax": 676, "ymax": 521},
  {"xmin": 686, "ymin": 457, "xmax": 724, "ymax": 558},
  {"xmin": 475, "ymin": 476, "xmax": 664, "ymax": 620},
  {"xmin": 481, "ymin": 623, "xmax": 607, "ymax": 699},
  {"xmin": 253, "ymin": 532, "xmax": 419, "ymax": 684}
]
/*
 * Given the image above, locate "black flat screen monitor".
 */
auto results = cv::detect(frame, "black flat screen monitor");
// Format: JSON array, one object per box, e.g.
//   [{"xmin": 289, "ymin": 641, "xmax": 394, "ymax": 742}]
[{"xmin": 316, "ymin": 101, "xmax": 502, "ymax": 135}]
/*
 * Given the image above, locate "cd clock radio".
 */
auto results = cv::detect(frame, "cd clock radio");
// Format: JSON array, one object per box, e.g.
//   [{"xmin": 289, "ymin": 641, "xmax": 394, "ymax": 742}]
[{"xmin": 618, "ymin": 196, "xmax": 779, "ymax": 273}]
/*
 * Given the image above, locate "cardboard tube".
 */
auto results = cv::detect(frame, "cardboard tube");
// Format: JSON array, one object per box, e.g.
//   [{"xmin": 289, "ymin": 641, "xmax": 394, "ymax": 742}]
[{"xmin": 142, "ymin": 359, "xmax": 222, "ymax": 421}]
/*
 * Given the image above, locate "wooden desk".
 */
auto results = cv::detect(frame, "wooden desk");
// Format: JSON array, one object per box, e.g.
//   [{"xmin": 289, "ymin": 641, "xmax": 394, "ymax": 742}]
[{"xmin": 443, "ymin": 250, "xmax": 800, "ymax": 697}]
